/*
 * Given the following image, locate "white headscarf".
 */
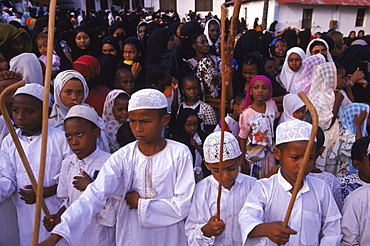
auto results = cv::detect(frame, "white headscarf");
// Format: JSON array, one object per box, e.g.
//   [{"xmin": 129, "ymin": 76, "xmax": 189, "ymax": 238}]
[
  {"xmin": 49, "ymin": 70, "xmax": 89, "ymax": 130},
  {"xmin": 279, "ymin": 94, "xmax": 306, "ymax": 124},
  {"xmin": 9, "ymin": 53, "xmax": 43, "ymax": 85},
  {"xmin": 279, "ymin": 47, "xmax": 306, "ymax": 92},
  {"xmin": 204, "ymin": 19, "xmax": 220, "ymax": 54},
  {"xmin": 306, "ymin": 38, "xmax": 334, "ymax": 62}
]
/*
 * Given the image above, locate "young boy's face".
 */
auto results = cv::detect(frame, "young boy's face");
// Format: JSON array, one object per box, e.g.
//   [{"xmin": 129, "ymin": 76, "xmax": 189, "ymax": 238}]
[
  {"xmin": 129, "ymin": 109, "xmax": 169, "ymax": 145},
  {"xmin": 181, "ymin": 79, "xmax": 199, "ymax": 102},
  {"xmin": 353, "ymin": 155, "xmax": 370, "ymax": 183},
  {"xmin": 37, "ymin": 38, "xmax": 47, "ymax": 56},
  {"xmin": 205, "ymin": 157, "xmax": 240, "ymax": 190},
  {"xmin": 60, "ymin": 79, "xmax": 84, "ymax": 108},
  {"xmin": 12, "ymin": 94, "xmax": 42, "ymax": 136},
  {"xmin": 115, "ymin": 71, "xmax": 134, "ymax": 94},
  {"xmin": 64, "ymin": 118, "xmax": 100, "ymax": 160},
  {"xmin": 274, "ymin": 141, "xmax": 316, "ymax": 187}
]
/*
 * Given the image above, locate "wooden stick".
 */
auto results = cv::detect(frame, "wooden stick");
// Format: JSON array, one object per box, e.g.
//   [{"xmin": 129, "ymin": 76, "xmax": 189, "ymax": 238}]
[
  {"xmin": 0, "ymin": 81, "xmax": 51, "ymax": 219},
  {"xmin": 216, "ymin": 1, "xmax": 242, "ymax": 221},
  {"xmin": 277, "ymin": 91, "xmax": 318, "ymax": 246},
  {"xmin": 32, "ymin": 0, "xmax": 56, "ymax": 243}
]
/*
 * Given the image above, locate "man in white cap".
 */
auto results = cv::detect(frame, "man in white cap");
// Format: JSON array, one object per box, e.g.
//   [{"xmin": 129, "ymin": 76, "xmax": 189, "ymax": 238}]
[
  {"xmin": 0, "ymin": 83, "xmax": 70, "ymax": 246},
  {"xmin": 239, "ymin": 120, "xmax": 342, "ymax": 245},
  {"xmin": 40, "ymin": 89, "xmax": 195, "ymax": 246},
  {"xmin": 185, "ymin": 131, "xmax": 256, "ymax": 245}
]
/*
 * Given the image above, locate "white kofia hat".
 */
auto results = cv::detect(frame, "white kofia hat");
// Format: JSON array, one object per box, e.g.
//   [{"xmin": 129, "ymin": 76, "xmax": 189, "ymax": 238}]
[
  {"xmin": 203, "ymin": 131, "xmax": 242, "ymax": 163},
  {"xmin": 65, "ymin": 105, "xmax": 104, "ymax": 129},
  {"xmin": 276, "ymin": 119, "xmax": 316, "ymax": 146},
  {"xmin": 14, "ymin": 83, "xmax": 52, "ymax": 107},
  {"xmin": 128, "ymin": 88, "xmax": 167, "ymax": 112}
]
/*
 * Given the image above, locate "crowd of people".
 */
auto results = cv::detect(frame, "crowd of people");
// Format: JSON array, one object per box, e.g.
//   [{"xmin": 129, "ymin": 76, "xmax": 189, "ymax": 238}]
[{"xmin": 0, "ymin": 2, "xmax": 370, "ymax": 245}]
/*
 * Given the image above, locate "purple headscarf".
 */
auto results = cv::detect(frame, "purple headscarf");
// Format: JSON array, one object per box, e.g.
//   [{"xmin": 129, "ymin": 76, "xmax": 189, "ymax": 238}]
[{"xmin": 243, "ymin": 75, "xmax": 273, "ymax": 110}]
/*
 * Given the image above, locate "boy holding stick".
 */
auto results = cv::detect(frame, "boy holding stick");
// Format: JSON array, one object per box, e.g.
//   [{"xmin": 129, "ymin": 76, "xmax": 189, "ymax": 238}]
[
  {"xmin": 40, "ymin": 88, "xmax": 195, "ymax": 246},
  {"xmin": 239, "ymin": 120, "xmax": 342, "ymax": 245}
]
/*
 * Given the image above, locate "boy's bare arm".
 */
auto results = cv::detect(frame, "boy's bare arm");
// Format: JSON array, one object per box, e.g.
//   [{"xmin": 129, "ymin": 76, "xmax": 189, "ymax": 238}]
[
  {"xmin": 249, "ymin": 221, "xmax": 297, "ymax": 245},
  {"xmin": 18, "ymin": 184, "xmax": 58, "ymax": 204}
]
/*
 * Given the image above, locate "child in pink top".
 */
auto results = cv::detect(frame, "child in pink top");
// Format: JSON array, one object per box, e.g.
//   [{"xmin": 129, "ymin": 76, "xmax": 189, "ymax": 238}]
[{"xmin": 239, "ymin": 75, "xmax": 280, "ymax": 178}]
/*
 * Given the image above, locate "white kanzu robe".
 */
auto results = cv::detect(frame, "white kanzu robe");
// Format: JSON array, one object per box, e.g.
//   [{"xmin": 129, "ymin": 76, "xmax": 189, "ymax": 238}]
[
  {"xmin": 185, "ymin": 173, "xmax": 256, "ymax": 246},
  {"xmin": 53, "ymin": 139, "xmax": 195, "ymax": 246},
  {"xmin": 0, "ymin": 126, "xmax": 70, "ymax": 246},
  {"xmin": 239, "ymin": 169, "xmax": 342, "ymax": 246}
]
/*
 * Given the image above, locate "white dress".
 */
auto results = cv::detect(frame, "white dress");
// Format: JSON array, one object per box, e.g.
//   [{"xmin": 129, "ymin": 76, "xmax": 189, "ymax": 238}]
[
  {"xmin": 185, "ymin": 173, "xmax": 256, "ymax": 246},
  {"xmin": 239, "ymin": 169, "xmax": 342, "ymax": 246},
  {"xmin": 53, "ymin": 139, "xmax": 195, "ymax": 246},
  {"xmin": 341, "ymin": 184, "xmax": 370, "ymax": 246},
  {"xmin": 0, "ymin": 126, "xmax": 71, "ymax": 246},
  {"xmin": 56, "ymin": 148, "xmax": 115, "ymax": 246}
]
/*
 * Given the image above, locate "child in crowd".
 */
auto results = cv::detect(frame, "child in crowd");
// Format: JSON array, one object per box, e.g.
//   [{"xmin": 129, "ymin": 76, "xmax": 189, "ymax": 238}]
[
  {"xmin": 239, "ymin": 120, "xmax": 342, "ymax": 245},
  {"xmin": 150, "ymin": 64, "xmax": 180, "ymax": 114},
  {"xmin": 214, "ymin": 93, "xmax": 245, "ymax": 138},
  {"xmin": 114, "ymin": 68, "xmax": 135, "ymax": 95},
  {"xmin": 173, "ymin": 108, "xmax": 207, "ymax": 182},
  {"xmin": 102, "ymin": 89, "xmax": 130, "ymax": 153},
  {"xmin": 278, "ymin": 94, "xmax": 306, "ymax": 123},
  {"xmin": 0, "ymin": 84, "xmax": 70, "ymax": 246},
  {"xmin": 49, "ymin": 69, "xmax": 110, "ymax": 152},
  {"xmin": 43, "ymin": 105, "xmax": 115, "ymax": 245},
  {"xmin": 36, "ymin": 32, "xmax": 61, "ymax": 78},
  {"xmin": 341, "ymin": 183, "xmax": 370, "ymax": 246},
  {"xmin": 339, "ymin": 136, "xmax": 370, "ymax": 202},
  {"xmin": 178, "ymin": 75, "xmax": 217, "ymax": 135},
  {"xmin": 334, "ymin": 103, "xmax": 369, "ymax": 175},
  {"xmin": 239, "ymin": 75, "xmax": 279, "ymax": 178},
  {"xmin": 185, "ymin": 131, "xmax": 256, "ymax": 245},
  {"xmin": 39, "ymin": 89, "xmax": 195, "ymax": 246}
]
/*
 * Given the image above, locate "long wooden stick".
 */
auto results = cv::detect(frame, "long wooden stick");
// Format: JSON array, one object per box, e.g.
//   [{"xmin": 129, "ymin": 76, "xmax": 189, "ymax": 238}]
[
  {"xmin": 216, "ymin": 1, "xmax": 242, "ymax": 221},
  {"xmin": 278, "ymin": 92, "xmax": 318, "ymax": 245},
  {"xmin": 0, "ymin": 81, "xmax": 51, "ymax": 218},
  {"xmin": 32, "ymin": 0, "xmax": 57, "ymax": 243}
]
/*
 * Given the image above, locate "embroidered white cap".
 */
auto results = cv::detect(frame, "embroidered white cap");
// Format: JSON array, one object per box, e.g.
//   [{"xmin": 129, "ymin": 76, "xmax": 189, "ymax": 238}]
[
  {"xmin": 14, "ymin": 83, "xmax": 52, "ymax": 107},
  {"xmin": 128, "ymin": 88, "xmax": 167, "ymax": 112},
  {"xmin": 203, "ymin": 131, "xmax": 242, "ymax": 163},
  {"xmin": 276, "ymin": 119, "xmax": 316, "ymax": 146},
  {"xmin": 65, "ymin": 104, "xmax": 104, "ymax": 129}
]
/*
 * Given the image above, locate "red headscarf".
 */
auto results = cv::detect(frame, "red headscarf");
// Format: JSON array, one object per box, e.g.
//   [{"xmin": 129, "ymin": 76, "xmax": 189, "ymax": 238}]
[
  {"xmin": 243, "ymin": 75, "xmax": 273, "ymax": 110},
  {"xmin": 73, "ymin": 55, "xmax": 100, "ymax": 78}
]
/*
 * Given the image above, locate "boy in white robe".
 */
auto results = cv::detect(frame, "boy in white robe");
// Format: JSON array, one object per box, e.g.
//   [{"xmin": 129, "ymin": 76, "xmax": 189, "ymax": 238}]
[
  {"xmin": 239, "ymin": 120, "xmax": 342, "ymax": 245},
  {"xmin": 0, "ymin": 84, "xmax": 70, "ymax": 246},
  {"xmin": 341, "ymin": 184, "xmax": 370, "ymax": 246},
  {"xmin": 185, "ymin": 131, "xmax": 256, "ymax": 245},
  {"xmin": 40, "ymin": 88, "xmax": 195, "ymax": 246},
  {"xmin": 43, "ymin": 105, "xmax": 115, "ymax": 245}
]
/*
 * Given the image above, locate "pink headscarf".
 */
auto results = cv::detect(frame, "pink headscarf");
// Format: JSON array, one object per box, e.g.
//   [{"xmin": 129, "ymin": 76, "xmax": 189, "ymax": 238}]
[{"xmin": 243, "ymin": 75, "xmax": 273, "ymax": 110}]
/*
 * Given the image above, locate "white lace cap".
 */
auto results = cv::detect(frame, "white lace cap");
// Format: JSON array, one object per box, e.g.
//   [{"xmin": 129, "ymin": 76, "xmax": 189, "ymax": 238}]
[
  {"xmin": 14, "ymin": 83, "xmax": 52, "ymax": 107},
  {"xmin": 128, "ymin": 88, "xmax": 167, "ymax": 112},
  {"xmin": 203, "ymin": 131, "xmax": 242, "ymax": 163},
  {"xmin": 65, "ymin": 105, "xmax": 104, "ymax": 129},
  {"xmin": 276, "ymin": 119, "xmax": 316, "ymax": 146}
]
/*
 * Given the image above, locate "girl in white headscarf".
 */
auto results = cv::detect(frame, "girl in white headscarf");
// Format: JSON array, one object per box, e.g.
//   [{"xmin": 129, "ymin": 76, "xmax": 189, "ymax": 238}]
[
  {"xmin": 278, "ymin": 94, "xmax": 306, "ymax": 124},
  {"xmin": 203, "ymin": 19, "xmax": 221, "ymax": 56},
  {"xmin": 278, "ymin": 47, "xmax": 306, "ymax": 92},
  {"xmin": 306, "ymin": 38, "xmax": 334, "ymax": 62}
]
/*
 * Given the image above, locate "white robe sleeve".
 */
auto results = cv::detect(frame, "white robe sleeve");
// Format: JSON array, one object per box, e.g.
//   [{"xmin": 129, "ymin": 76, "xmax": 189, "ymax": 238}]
[
  {"xmin": 137, "ymin": 151, "xmax": 195, "ymax": 228},
  {"xmin": 0, "ymin": 136, "xmax": 16, "ymax": 202},
  {"xmin": 52, "ymin": 150, "xmax": 133, "ymax": 245},
  {"xmin": 341, "ymin": 196, "xmax": 361, "ymax": 246}
]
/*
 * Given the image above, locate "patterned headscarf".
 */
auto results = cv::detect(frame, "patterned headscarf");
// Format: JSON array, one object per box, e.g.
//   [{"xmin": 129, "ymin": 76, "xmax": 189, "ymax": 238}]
[
  {"xmin": 243, "ymin": 75, "xmax": 273, "ymax": 110},
  {"xmin": 0, "ymin": 71, "xmax": 23, "ymax": 81},
  {"xmin": 102, "ymin": 89, "xmax": 130, "ymax": 152},
  {"xmin": 308, "ymin": 62, "xmax": 337, "ymax": 130},
  {"xmin": 342, "ymin": 103, "xmax": 369, "ymax": 136},
  {"xmin": 49, "ymin": 70, "xmax": 89, "ymax": 130},
  {"xmin": 291, "ymin": 53, "xmax": 326, "ymax": 94}
]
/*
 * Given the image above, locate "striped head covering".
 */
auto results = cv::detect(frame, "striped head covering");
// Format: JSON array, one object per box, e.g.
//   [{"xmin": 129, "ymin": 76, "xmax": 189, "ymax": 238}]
[{"xmin": 342, "ymin": 103, "xmax": 369, "ymax": 136}]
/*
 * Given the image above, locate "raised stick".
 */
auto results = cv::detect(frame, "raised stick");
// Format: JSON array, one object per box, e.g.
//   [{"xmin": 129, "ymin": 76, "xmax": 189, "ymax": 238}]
[
  {"xmin": 216, "ymin": 0, "xmax": 242, "ymax": 221},
  {"xmin": 0, "ymin": 81, "xmax": 51, "ymax": 218},
  {"xmin": 277, "ymin": 91, "xmax": 318, "ymax": 246},
  {"xmin": 32, "ymin": 0, "xmax": 56, "ymax": 243}
]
